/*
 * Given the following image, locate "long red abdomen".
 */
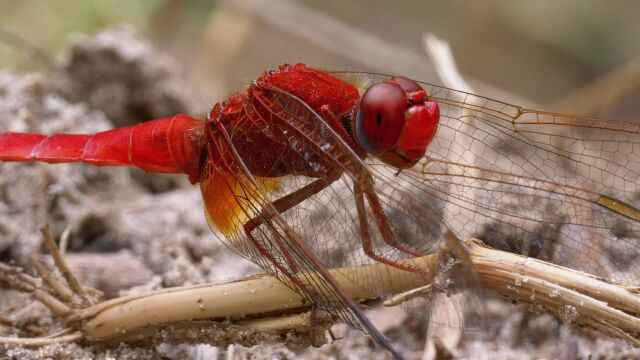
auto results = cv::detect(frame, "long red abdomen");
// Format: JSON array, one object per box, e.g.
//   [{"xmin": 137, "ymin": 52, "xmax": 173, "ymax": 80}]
[{"xmin": 0, "ymin": 114, "xmax": 206, "ymax": 183}]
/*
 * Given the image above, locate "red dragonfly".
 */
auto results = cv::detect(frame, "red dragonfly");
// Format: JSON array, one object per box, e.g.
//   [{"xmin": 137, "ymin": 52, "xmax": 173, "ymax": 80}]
[{"xmin": 1, "ymin": 63, "xmax": 639, "ymax": 358}]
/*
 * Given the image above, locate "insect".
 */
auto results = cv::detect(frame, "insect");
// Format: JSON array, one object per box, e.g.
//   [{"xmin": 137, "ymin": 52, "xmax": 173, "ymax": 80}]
[{"xmin": 1, "ymin": 63, "xmax": 639, "ymax": 359}]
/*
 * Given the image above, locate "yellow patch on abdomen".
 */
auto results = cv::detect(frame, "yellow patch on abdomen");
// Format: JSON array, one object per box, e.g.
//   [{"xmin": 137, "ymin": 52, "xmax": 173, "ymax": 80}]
[{"xmin": 200, "ymin": 171, "xmax": 281, "ymax": 236}]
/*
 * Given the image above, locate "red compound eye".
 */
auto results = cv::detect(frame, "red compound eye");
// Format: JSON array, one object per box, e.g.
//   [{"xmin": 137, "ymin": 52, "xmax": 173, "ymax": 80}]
[
  {"xmin": 391, "ymin": 76, "xmax": 423, "ymax": 93},
  {"xmin": 356, "ymin": 82, "xmax": 407, "ymax": 154},
  {"xmin": 355, "ymin": 77, "xmax": 440, "ymax": 169}
]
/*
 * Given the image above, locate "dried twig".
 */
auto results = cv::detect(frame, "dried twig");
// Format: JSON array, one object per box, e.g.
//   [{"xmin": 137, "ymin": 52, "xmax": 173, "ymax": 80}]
[
  {"xmin": 2, "ymin": 230, "xmax": 640, "ymax": 351},
  {"xmin": 58, "ymin": 225, "xmax": 72, "ymax": 255},
  {"xmin": 467, "ymin": 239, "xmax": 640, "ymax": 345},
  {"xmin": 424, "ymin": 34, "xmax": 475, "ymax": 93},
  {"xmin": 30, "ymin": 254, "xmax": 82, "ymax": 307},
  {"xmin": 0, "ymin": 238, "xmax": 442, "ymax": 346},
  {"xmin": 0, "ymin": 332, "xmax": 83, "ymax": 346},
  {"xmin": 2, "ymin": 238, "xmax": 639, "ymax": 348},
  {"xmin": 0, "ymin": 262, "xmax": 72, "ymax": 317},
  {"xmin": 39, "ymin": 225, "xmax": 86, "ymax": 298}
]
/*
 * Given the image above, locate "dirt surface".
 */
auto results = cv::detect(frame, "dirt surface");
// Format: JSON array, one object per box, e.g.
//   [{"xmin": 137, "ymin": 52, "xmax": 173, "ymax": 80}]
[{"xmin": 0, "ymin": 28, "xmax": 639, "ymax": 360}]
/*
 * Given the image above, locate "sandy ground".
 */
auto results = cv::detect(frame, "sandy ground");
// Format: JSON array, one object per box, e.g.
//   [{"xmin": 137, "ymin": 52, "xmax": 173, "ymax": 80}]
[{"xmin": 1, "ymin": 28, "xmax": 639, "ymax": 360}]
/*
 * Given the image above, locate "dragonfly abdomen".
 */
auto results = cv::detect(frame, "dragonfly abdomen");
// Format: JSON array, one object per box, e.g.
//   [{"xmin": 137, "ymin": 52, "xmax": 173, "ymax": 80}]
[{"xmin": 0, "ymin": 114, "xmax": 206, "ymax": 183}]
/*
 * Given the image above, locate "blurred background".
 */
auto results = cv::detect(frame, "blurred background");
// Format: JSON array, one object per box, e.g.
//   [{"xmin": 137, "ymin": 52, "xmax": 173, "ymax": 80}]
[{"xmin": 0, "ymin": 0, "xmax": 639, "ymax": 120}]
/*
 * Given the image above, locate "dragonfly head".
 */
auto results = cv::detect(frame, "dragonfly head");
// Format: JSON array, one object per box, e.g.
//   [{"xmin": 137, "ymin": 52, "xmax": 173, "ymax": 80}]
[{"xmin": 355, "ymin": 77, "xmax": 440, "ymax": 169}]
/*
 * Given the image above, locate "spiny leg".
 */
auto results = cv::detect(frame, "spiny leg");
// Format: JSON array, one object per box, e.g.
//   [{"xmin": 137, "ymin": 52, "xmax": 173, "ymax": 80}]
[
  {"xmin": 363, "ymin": 185, "xmax": 424, "ymax": 258},
  {"xmin": 354, "ymin": 183, "xmax": 431, "ymax": 284},
  {"xmin": 307, "ymin": 287, "xmax": 328, "ymax": 347}
]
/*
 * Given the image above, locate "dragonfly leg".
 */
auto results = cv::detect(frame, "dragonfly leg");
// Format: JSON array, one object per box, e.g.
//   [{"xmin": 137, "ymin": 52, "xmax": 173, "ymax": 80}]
[
  {"xmin": 354, "ymin": 183, "xmax": 432, "ymax": 284},
  {"xmin": 324, "ymin": 104, "xmax": 425, "ymax": 271},
  {"xmin": 307, "ymin": 292, "xmax": 327, "ymax": 347},
  {"xmin": 320, "ymin": 105, "xmax": 365, "ymax": 157},
  {"xmin": 243, "ymin": 173, "xmax": 341, "ymax": 274},
  {"xmin": 363, "ymin": 185, "xmax": 424, "ymax": 258}
]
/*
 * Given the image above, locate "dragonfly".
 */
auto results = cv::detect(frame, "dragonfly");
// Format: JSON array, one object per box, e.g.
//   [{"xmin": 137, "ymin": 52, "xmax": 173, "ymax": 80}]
[{"xmin": 1, "ymin": 63, "xmax": 639, "ymax": 359}]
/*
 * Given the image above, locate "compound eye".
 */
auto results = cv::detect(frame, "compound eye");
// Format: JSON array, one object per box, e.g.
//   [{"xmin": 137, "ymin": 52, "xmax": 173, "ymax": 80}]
[
  {"xmin": 391, "ymin": 76, "xmax": 423, "ymax": 93},
  {"xmin": 392, "ymin": 76, "xmax": 427, "ymax": 102},
  {"xmin": 356, "ymin": 82, "xmax": 407, "ymax": 154}
]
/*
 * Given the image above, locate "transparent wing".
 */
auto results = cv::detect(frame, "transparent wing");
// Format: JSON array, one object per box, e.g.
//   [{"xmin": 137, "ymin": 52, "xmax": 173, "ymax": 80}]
[
  {"xmin": 353, "ymin": 72, "xmax": 640, "ymax": 285},
  {"xmin": 429, "ymin": 84, "xmax": 640, "ymax": 283}
]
